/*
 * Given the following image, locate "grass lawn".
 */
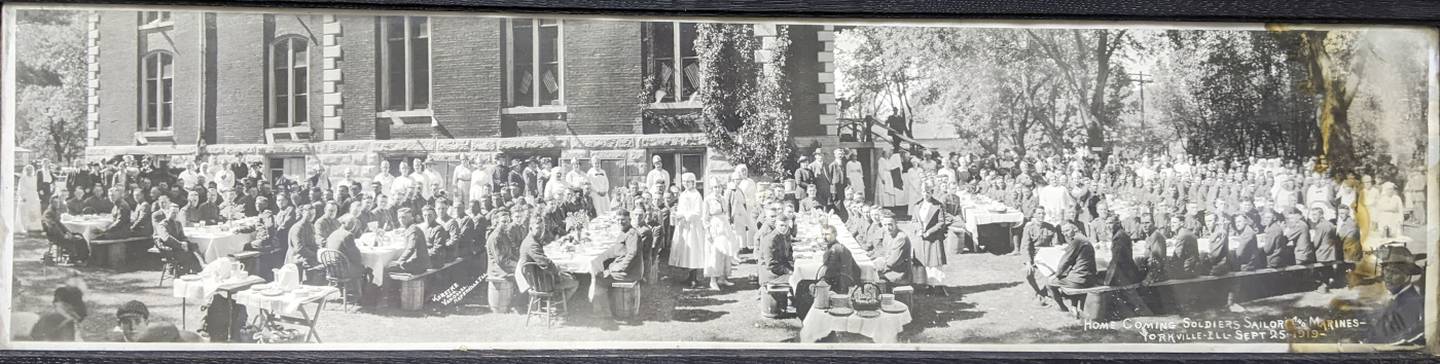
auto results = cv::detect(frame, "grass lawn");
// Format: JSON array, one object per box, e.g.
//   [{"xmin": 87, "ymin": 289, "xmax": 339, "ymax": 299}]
[{"xmin": 9, "ymin": 222, "xmax": 1388, "ymax": 345}]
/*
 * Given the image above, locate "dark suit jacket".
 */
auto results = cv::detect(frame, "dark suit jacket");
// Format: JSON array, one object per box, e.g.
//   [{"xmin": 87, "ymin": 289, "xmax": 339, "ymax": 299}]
[
  {"xmin": 286, "ymin": 219, "xmax": 318, "ymax": 267},
  {"xmin": 757, "ymin": 226, "xmax": 793, "ymax": 285},
  {"xmin": 821, "ymin": 241, "xmax": 862, "ymax": 293},
  {"xmin": 1312, "ymin": 220, "xmax": 1341, "ymax": 263},
  {"xmin": 323, "ymin": 229, "xmax": 365, "ymax": 279},
  {"xmin": 825, "ymin": 162, "xmax": 847, "ymax": 198},
  {"xmin": 98, "ymin": 200, "xmax": 133, "ymax": 238},
  {"xmin": 1054, "ymin": 238, "xmax": 1097, "ymax": 287},
  {"xmin": 605, "ymin": 227, "xmax": 644, "ymax": 281},
  {"xmin": 392, "ymin": 224, "xmax": 431, "ymax": 274},
  {"xmin": 1232, "ymin": 226, "xmax": 1264, "ymax": 271},
  {"xmin": 1261, "ymin": 223, "xmax": 1294, "ymax": 268}
]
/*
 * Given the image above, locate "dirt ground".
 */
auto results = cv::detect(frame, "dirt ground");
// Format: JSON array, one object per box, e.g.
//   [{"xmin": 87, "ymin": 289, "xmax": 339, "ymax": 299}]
[{"xmin": 8, "ymin": 223, "xmax": 1393, "ymax": 345}]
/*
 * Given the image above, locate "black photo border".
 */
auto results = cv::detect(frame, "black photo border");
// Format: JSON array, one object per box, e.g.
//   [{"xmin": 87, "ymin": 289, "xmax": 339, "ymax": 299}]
[{"xmin": 2, "ymin": 0, "xmax": 1438, "ymax": 362}]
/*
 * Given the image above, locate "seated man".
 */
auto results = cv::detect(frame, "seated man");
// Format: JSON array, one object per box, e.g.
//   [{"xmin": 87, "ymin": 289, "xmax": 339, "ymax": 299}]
[
  {"xmin": 757, "ymin": 207, "xmax": 794, "ymax": 287},
  {"xmin": 93, "ymin": 187, "xmax": 133, "ymax": 240},
  {"xmin": 485, "ymin": 209, "xmax": 518, "ymax": 281},
  {"xmin": 152, "ymin": 210, "xmax": 203, "ymax": 274},
  {"xmin": 1044, "ymin": 221, "xmax": 1097, "ymax": 312},
  {"xmin": 42, "ymin": 204, "xmax": 91, "ymax": 265},
  {"xmin": 64, "ymin": 188, "xmax": 86, "ymax": 215},
  {"xmin": 113, "ymin": 300, "xmax": 201, "ymax": 343},
  {"xmin": 247, "ymin": 211, "xmax": 288, "ymax": 281},
  {"xmin": 872, "ymin": 214, "xmax": 912, "ymax": 288},
  {"xmin": 180, "ymin": 189, "xmax": 219, "ymax": 226},
  {"xmin": 387, "ymin": 207, "xmax": 431, "ymax": 275},
  {"xmin": 1364, "ymin": 246, "xmax": 1424, "ymax": 345},
  {"xmin": 518, "ymin": 219, "xmax": 579, "ymax": 301},
  {"xmin": 323, "ymin": 216, "xmax": 367, "ymax": 296},
  {"xmin": 518, "ymin": 218, "xmax": 578, "ymax": 302},
  {"xmin": 602, "ymin": 208, "xmax": 646, "ymax": 282},
  {"xmin": 82, "ymin": 185, "xmax": 112, "ymax": 215},
  {"xmin": 816, "ymin": 224, "xmax": 862, "ymax": 293}
]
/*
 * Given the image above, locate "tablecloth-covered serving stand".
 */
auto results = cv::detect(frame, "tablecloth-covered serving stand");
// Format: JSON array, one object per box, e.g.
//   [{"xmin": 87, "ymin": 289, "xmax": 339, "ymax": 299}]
[
  {"xmin": 790, "ymin": 211, "xmax": 915, "ymax": 342},
  {"xmin": 172, "ymin": 257, "xmax": 336, "ymax": 342},
  {"xmin": 950, "ymin": 192, "xmax": 1025, "ymax": 253},
  {"xmin": 798, "ymin": 301, "xmax": 911, "ymax": 343}
]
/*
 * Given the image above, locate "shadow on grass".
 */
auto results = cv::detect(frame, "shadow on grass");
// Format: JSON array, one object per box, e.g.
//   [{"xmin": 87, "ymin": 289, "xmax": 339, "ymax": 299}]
[{"xmin": 952, "ymin": 281, "xmax": 1023, "ymax": 296}]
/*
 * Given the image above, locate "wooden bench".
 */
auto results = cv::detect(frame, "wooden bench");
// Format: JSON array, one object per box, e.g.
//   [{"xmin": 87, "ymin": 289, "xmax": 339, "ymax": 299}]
[
  {"xmin": 386, "ymin": 258, "xmax": 468, "ymax": 312},
  {"xmin": 1057, "ymin": 262, "xmax": 1340, "ymax": 321},
  {"xmin": 88, "ymin": 236, "xmax": 151, "ymax": 270}
]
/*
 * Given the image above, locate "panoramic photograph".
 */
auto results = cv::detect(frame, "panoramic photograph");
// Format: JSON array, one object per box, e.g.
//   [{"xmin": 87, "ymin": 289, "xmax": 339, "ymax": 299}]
[{"xmin": 2, "ymin": 4, "xmax": 1433, "ymax": 350}]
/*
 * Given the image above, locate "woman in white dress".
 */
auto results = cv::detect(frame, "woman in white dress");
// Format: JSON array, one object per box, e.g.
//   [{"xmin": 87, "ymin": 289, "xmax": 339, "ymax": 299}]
[
  {"xmin": 19, "ymin": 165, "xmax": 44, "ymax": 232},
  {"xmin": 669, "ymin": 173, "xmax": 709, "ymax": 288},
  {"xmin": 587, "ymin": 156, "xmax": 611, "ymax": 213},
  {"xmin": 845, "ymin": 152, "xmax": 867, "ymax": 204},
  {"xmin": 704, "ymin": 178, "xmax": 739, "ymax": 290},
  {"xmin": 876, "ymin": 149, "xmax": 904, "ymax": 208},
  {"xmin": 903, "ymin": 154, "xmax": 925, "ymax": 217},
  {"xmin": 732, "ymin": 165, "xmax": 757, "ymax": 249}
]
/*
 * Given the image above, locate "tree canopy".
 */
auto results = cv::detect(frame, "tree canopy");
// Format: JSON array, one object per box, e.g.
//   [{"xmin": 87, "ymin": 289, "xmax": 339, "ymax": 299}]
[{"xmin": 16, "ymin": 10, "xmax": 88, "ymax": 163}]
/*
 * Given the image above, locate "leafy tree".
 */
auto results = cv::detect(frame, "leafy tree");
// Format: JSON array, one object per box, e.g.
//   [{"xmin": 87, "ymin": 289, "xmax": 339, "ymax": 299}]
[
  {"xmin": 693, "ymin": 23, "xmax": 796, "ymax": 178},
  {"xmin": 16, "ymin": 10, "xmax": 87, "ymax": 163}
]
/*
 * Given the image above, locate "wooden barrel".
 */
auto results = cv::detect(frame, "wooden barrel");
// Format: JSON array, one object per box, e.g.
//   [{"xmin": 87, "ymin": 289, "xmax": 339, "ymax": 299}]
[
  {"xmin": 487, "ymin": 276, "xmax": 515, "ymax": 313},
  {"xmin": 762, "ymin": 284, "xmax": 790, "ymax": 318}
]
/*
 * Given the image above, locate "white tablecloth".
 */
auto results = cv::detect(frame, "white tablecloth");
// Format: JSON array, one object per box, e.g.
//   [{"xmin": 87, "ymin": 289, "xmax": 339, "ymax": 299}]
[
  {"xmin": 357, "ymin": 232, "xmax": 406, "ymax": 286},
  {"xmin": 799, "ymin": 302, "xmax": 911, "ymax": 343},
  {"xmin": 953, "ymin": 193, "xmax": 1024, "ymax": 233},
  {"xmin": 791, "ymin": 213, "xmax": 879, "ymax": 289},
  {"xmin": 234, "ymin": 285, "xmax": 339, "ymax": 316},
  {"xmin": 518, "ymin": 212, "xmax": 626, "ymax": 302},
  {"xmin": 61, "ymin": 214, "xmax": 112, "ymax": 240},
  {"xmin": 185, "ymin": 226, "xmax": 253, "ymax": 262}
]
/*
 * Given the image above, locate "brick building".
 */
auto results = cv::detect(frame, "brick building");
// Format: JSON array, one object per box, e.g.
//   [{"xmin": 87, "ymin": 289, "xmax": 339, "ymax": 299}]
[{"xmin": 83, "ymin": 9, "xmax": 844, "ymax": 187}]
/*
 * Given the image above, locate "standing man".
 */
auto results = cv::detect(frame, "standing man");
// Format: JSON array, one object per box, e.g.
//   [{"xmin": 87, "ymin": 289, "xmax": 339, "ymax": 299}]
[
  {"xmin": 914, "ymin": 186, "xmax": 948, "ymax": 295},
  {"xmin": 884, "ymin": 107, "xmax": 907, "ymax": 151},
  {"xmin": 453, "ymin": 156, "xmax": 473, "ymax": 205},
  {"xmin": 826, "ymin": 149, "xmax": 849, "ymax": 214}
]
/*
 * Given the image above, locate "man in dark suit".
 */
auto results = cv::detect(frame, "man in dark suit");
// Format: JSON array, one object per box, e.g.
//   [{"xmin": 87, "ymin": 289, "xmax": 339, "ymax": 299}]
[
  {"xmin": 83, "ymin": 185, "xmax": 113, "ymax": 215},
  {"xmin": 1045, "ymin": 221, "xmax": 1096, "ymax": 312},
  {"xmin": 323, "ymin": 216, "xmax": 366, "ymax": 284},
  {"xmin": 388, "ymin": 207, "xmax": 432, "ymax": 274},
  {"xmin": 816, "ymin": 224, "xmax": 861, "ymax": 294},
  {"xmin": 1309, "ymin": 206, "xmax": 1343, "ymax": 292},
  {"xmin": 94, "ymin": 187, "xmax": 133, "ymax": 240},
  {"xmin": 518, "ymin": 219, "xmax": 579, "ymax": 301},
  {"xmin": 825, "ymin": 149, "xmax": 848, "ymax": 214},
  {"xmin": 756, "ymin": 207, "xmax": 793, "ymax": 287}
]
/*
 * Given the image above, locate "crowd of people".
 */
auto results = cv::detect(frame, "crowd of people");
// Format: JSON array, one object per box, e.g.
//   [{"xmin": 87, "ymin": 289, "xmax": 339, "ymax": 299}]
[{"xmin": 13, "ymin": 142, "xmax": 1425, "ymax": 343}]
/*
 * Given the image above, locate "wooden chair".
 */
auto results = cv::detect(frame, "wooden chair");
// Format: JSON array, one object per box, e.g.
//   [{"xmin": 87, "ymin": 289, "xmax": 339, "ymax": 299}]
[
  {"xmin": 317, "ymin": 249, "xmax": 361, "ymax": 311},
  {"xmin": 151, "ymin": 238, "xmax": 178, "ymax": 288},
  {"xmin": 520, "ymin": 262, "xmax": 566, "ymax": 327}
]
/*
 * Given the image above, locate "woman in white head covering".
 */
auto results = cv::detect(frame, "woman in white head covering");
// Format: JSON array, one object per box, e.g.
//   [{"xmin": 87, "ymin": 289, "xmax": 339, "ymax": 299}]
[
  {"xmin": 731, "ymin": 164, "xmax": 756, "ymax": 249},
  {"xmin": 703, "ymin": 176, "xmax": 738, "ymax": 290},
  {"xmin": 586, "ymin": 156, "xmax": 611, "ymax": 213},
  {"xmin": 19, "ymin": 164, "xmax": 44, "ymax": 232},
  {"xmin": 668, "ymin": 172, "xmax": 709, "ymax": 288}
]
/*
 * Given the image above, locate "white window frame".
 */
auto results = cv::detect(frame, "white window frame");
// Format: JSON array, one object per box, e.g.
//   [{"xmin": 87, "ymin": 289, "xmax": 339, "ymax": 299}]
[
  {"xmin": 139, "ymin": 11, "xmax": 173, "ymax": 31},
  {"xmin": 504, "ymin": 18, "xmax": 566, "ymax": 113},
  {"xmin": 649, "ymin": 22, "xmax": 700, "ymax": 108},
  {"xmin": 139, "ymin": 51, "xmax": 174, "ymax": 133},
  {"xmin": 377, "ymin": 16, "xmax": 432, "ymax": 113},
  {"xmin": 269, "ymin": 35, "xmax": 310, "ymax": 129}
]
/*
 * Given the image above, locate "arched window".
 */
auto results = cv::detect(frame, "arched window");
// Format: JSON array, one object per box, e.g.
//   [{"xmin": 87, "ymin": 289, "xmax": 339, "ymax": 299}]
[
  {"xmin": 140, "ymin": 51, "xmax": 174, "ymax": 131},
  {"xmin": 271, "ymin": 36, "xmax": 310, "ymax": 128}
]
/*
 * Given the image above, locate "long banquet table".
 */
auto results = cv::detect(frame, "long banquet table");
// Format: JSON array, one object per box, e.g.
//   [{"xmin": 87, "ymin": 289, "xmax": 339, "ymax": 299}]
[{"xmin": 790, "ymin": 212, "xmax": 879, "ymax": 289}]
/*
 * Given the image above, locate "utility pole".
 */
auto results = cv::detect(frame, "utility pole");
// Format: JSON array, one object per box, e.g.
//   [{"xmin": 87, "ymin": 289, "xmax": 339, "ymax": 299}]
[{"xmin": 1128, "ymin": 72, "xmax": 1154, "ymax": 130}]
